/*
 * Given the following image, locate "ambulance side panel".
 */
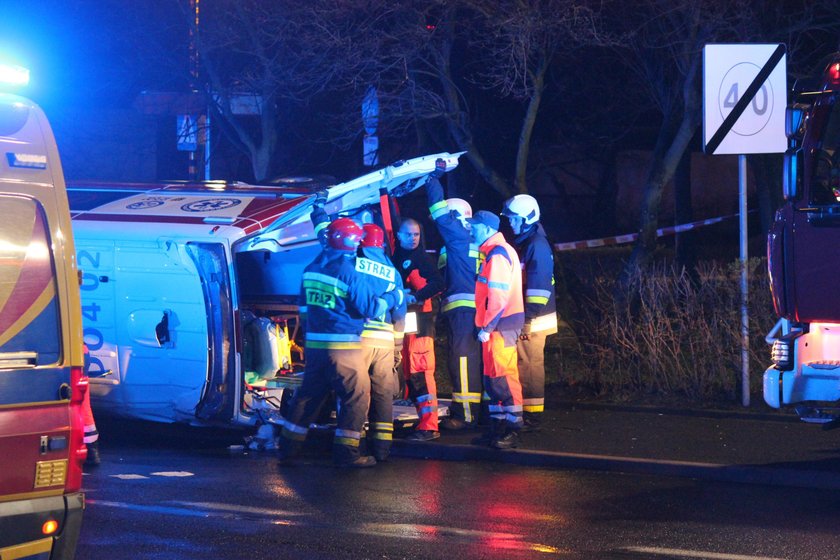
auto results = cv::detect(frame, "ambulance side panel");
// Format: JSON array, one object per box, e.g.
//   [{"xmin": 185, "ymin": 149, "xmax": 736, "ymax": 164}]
[{"xmin": 75, "ymin": 225, "xmax": 211, "ymax": 423}]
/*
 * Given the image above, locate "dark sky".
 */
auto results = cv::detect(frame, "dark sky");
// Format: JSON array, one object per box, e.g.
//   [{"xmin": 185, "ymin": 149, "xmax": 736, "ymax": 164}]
[{"xmin": 0, "ymin": 1, "xmax": 185, "ymax": 112}]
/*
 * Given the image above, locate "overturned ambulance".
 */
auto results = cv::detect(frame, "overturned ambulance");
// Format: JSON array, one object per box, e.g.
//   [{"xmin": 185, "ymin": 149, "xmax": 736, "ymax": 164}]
[{"xmin": 68, "ymin": 153, "xmax": 462, "ymax": 427}]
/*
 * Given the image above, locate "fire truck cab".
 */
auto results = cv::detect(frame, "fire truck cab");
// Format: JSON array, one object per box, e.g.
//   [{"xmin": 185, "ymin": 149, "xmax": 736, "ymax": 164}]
[
  {"xmin": 764, "ymin": 55, "xmax": 840, "ymax": 423},
  {"xmin": 0, "ymin": 84, "xmax": 87, "ymax": 556}
]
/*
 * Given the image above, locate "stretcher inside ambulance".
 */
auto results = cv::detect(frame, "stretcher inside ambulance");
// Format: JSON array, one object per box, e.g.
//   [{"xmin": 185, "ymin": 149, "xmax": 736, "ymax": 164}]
[{"xmin": 67, "ymin": 152, "xmax": 462, "ymax": 427}]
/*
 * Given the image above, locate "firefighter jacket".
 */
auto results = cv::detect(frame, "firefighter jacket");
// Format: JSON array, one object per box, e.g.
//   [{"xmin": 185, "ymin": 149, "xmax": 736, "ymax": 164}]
[
  {"xmin": 475, "ymin": 232, "xmax": 524, "ymax": 333},
  {"xmin": 300, "ymin": 248, "xmax": 397, "ymax": 350},
  {"xmin": 358, "ymin": 246, "xmax": 407, "ymax": 349},
  {"xmin": 514, "ymin": 223, "xmax": 558, "ymax": 335},
  {"xmin": 426, "ymin": 176, "xmax": 481, "ymax": 314},
  {"xmin": 393, "ymin": 243, "xmax": 444, "ymax": 314}
]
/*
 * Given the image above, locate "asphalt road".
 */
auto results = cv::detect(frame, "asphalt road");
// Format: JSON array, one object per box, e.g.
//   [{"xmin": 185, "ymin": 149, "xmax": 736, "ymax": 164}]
[{"xmin": 75, "ymin": 419, "xmax": 840, "ymax": 560}]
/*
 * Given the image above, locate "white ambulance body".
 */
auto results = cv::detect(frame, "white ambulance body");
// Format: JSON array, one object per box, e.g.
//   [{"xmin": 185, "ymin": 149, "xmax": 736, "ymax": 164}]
[{"xmin": 67, "ymin": 153, "xmax": 462, "ymax": 427}]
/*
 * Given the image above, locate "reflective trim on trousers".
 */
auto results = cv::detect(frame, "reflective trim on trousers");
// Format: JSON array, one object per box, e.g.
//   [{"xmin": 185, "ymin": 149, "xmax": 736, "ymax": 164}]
[
  {"xmin": 371, "ymin": 431, "xmax": 393, "ymax": 441},
  {"xmin": 452, "ymin": 392, "xmax": 482, "ymax": 403},
  {"xmin": 523, "ymin": 397, "xmax": 545, "ymax": 413},
  {"xmin": 282, "ymin": 421, "xmax": 309, "ymax": 442},
  {"xmin": 372, "ymin": 421, "xmax": 393, "ymax": 433},
  {"xmin": 419, "ymin": 405, "xmax": 436, "ymax": 417},
  {"xmin": 84, "ymin": 426, "xmax": 99, "ymax": 444},
  {"xmin": 334, "ymin": 428, "xmax": 362, "ymax": 447},
  {"xmin": 305, "ymin": 340, "xmax": 363, "ymax": 350}
]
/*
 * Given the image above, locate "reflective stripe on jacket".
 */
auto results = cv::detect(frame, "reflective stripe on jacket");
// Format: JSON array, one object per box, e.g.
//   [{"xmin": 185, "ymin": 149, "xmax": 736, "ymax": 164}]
[
  {"xmin": 426, "ymin": 176, "xmax": 481, "ymax": 313},
  {"xmin": 515, "ymin": 223, "xmax": 558, "ymax": 334},
  {"xmin": 357, "ymin": 247, "xmax": 406, "ymax": 349},
  {"xmin": 300, "ymin": 249, "xmax": 385, "ymax": 350},
  {"xmin": 475, "ymin": 232, "xmax": 524, "ymax": 333}
]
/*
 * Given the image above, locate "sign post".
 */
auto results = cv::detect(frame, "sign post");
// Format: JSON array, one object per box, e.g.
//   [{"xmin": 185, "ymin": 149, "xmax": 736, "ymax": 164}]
[{"xmin": 703, "ymin": 43, "xmax": 787, "ymax": 407}]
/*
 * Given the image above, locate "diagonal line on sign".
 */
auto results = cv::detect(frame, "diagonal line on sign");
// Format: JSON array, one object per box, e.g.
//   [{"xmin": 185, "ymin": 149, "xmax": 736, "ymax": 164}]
[{"xmin": 706, "ymin": 44, "xmax": 786, "ymax": 155}]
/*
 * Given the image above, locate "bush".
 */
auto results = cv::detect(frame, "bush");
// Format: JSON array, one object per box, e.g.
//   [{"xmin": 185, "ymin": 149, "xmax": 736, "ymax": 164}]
[{"xmin": 553, "ymin": 256, "xmax": 776, "ymax": 402}]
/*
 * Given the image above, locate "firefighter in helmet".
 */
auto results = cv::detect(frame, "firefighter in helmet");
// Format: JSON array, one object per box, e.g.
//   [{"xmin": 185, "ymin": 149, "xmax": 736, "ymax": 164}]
[
  {"xmin": 277, "ymin": 216, "xmax": 401, "ymax": 467},
  {"xmin": 501, "ymin": 194, "xmax": 558, "ymax": 432},
  {"xmin": 358, "ymin": 223, "xmax": 406, "ymax": 460},
  {"xmin": 426, "ymin": 160, "xmax": 484, "ymax": 430}
]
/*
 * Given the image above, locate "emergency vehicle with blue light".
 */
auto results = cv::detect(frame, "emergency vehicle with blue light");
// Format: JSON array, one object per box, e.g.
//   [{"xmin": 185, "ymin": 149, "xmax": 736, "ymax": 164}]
[
  {"xmin": 764, "ymin": 54, "xmax": 840, "ymax": 425},
  {"xmin": 0, "ymin": 66, "xmax": 86, "ymax": 559},
  {"xmin": 68, "ymin": 153, "xmax": 462, "ymax": 428}
]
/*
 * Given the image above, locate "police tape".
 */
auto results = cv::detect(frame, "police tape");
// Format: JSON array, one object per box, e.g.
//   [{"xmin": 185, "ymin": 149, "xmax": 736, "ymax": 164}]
[{"xmin": 553, "ymin": 213, "xmax": 743, "ymax": 252}]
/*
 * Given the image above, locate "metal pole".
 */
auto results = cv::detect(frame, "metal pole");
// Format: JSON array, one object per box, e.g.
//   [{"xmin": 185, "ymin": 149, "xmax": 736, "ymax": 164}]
[
  {"xmin": 204, "ymin": 109, "xmax": 211, "ymax": 181},
  {"xmin": 739, "ymin": 154, "xmax": 750, "ymax": 406}
]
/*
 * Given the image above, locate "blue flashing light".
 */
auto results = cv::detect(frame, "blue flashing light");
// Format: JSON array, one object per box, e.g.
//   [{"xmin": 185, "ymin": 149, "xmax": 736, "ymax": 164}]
[{"xmin": 0, "ymin": 64, "xmax": 30, "ymax": 86}]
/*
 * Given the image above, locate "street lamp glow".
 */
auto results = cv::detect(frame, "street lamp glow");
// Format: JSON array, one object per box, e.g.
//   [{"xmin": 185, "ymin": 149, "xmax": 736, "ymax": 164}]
[{"xmin": 0, "ymin": 64, "xmax": 30, "ymax": 86}]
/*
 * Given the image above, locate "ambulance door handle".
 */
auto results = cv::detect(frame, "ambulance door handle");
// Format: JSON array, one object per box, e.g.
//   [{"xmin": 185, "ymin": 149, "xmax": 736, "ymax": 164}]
[{"xmin": 99, "ymin": 276, "xmax": 109, "ymax": 283}]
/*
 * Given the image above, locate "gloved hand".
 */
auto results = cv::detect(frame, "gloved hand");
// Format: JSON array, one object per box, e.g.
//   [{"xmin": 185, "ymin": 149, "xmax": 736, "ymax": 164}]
[
  {"xmin": 430, "ymin": 158, "xmax": 447, "ymax": 179},
  {"xmin": 405, "ymin": 293, "xmax": 417, "ymax": 306},
  {"xmin": 373, "ymin": 297, "xmax": 388, "ymax": 319},
  {"xmin": 519, "ymin": 321, "xmax": 531, "ymax": 341},
  {"xmin": 382, "ymin": 288, "xmax": 404, "ymax": 310},
  {"xmin": 313, "ymin": 189, "xmax": 328, "ymax": 208},
  {"xmin": 477, "ymin": 329, "xmax": 491, "ymax": 343}
]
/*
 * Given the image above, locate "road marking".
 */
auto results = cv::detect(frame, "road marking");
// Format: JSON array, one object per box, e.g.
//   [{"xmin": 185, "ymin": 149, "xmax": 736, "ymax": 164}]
[
  {"xmin": 88, "ymin": 500, "xmax": 217, "ymax": 518},
  {"xmin": 172, "ymin": 501, "xmax": 306, "ymax": 517},
  {"xmin": 622, "ymin": 547, "xmax": 787, "ymax": 560},
  {"xmin": 150, "ymin": 471, "xmax": 194, "ymax": 477},
  {"xmin": 88, "ymin": 499, "xmax": 561, "ymax": 553},
  {"xmin": 109, "ymin": 474, "xmax": 149, "ymax": 480}
]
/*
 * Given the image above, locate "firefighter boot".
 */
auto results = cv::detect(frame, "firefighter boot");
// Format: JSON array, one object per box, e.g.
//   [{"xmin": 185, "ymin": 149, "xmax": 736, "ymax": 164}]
[
  {"xmin": 276, "ymin": 436, "xmax": 303, "ymax": 466},
  {"xmin": 333, "ymin": 444, "xmax": 377, "ymax": 468},
  {"xmin": 85, "ymin": 441, "xmax": 101, "ymax": 468},
  {"xmin": 471, "ymin": 419, "xmax": 501, "ymax": 446},
  {"xmin": 491, "ymin": 426, "xmax": 520, "ymax": 450},
  {"xmin": 522, "ymin": 412, "xmax": 542, "ymax": 433},
  {"xmin": 370, "ymin": 440, "xmax": 391, "ymax": 462}
]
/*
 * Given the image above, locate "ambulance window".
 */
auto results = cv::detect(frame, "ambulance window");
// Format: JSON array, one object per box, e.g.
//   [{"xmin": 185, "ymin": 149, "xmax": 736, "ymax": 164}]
[{"xmin": 0, "ymin": 196, "xmax": 61, "ymax": 366}]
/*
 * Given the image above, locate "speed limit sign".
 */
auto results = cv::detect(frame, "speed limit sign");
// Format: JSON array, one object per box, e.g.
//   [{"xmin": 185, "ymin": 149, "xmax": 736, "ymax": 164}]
[{"xmin": 703, "ymin": 44, "xmax": 786, "ymax": 155}]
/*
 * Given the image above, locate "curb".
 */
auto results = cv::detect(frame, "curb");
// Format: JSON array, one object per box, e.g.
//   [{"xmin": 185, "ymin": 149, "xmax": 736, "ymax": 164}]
[
  {"xmin": 390, "ymin": 440, "xmax": 840, "ymax": 491},
  {"xmin": 550, "ymin": 400, "xmax": 800, "ymax": 423}
]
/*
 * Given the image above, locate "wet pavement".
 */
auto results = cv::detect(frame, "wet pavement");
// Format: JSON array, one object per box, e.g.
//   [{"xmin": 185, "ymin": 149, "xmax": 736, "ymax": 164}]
[{"xmin": 391, "ymin": 391, "xmax": 840, "ymax": 489}]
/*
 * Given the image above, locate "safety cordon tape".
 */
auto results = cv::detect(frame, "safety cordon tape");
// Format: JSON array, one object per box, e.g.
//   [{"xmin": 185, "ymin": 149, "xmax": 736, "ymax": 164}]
[{"xmin": 553, "ymin": 212, "xmax": 745, "ymax": 252}]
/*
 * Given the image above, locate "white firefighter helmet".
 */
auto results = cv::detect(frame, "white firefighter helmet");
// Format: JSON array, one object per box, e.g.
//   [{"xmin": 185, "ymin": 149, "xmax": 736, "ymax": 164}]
[
  {"xmin": 447, "ymin": 198, "xmax": 472, "ymax": 228},
  {"xmin": 502, "ymin": 194, "xmax": 540, "ymax": 225}
]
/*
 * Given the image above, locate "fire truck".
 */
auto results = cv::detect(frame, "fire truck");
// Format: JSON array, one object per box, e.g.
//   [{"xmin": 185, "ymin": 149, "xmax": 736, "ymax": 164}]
[
  {"xmin": 0, "ymin": 71, "xmax": 86, "ymax": 557},
  {"xmin": 764, "ymin": 55, "xmax": 840, "ymax": 424}
]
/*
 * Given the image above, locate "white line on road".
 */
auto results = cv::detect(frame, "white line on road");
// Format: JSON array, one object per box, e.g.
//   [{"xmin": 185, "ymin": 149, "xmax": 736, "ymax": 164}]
[
  {"xmin": 108, "ymin": 474, "xmax": 149, "ymax": 480},
  {"xmin": 171, "ymin": 501, "xmax": 306, "ymax": 517},
  {"xmin": 621, "ymin": 547, "xmax": 788, "ymax": 560}
]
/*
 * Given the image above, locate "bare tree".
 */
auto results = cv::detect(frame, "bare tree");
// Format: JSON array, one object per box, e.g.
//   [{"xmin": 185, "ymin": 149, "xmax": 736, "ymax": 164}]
[{"xmin": 616, "ymin": 0, "xmax": 831, "ymax": 279}]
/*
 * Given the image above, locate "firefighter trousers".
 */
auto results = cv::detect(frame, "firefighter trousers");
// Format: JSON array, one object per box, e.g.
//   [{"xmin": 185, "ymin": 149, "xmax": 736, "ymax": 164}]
[
  {"xmin": 403, "ymin": 333, "xmax": 438, "ymax": 431},
  {"xmin": 482, "ymin": 330, "xmax": 524, "ymax": 431},
  {"xmin": 279, "ymin": 347, "xmax": 370, "ymax": 462},
  {"xmin": 517, "ymin": 331, "xmax": 547, "ymax": 421},
  {"xmin": 364, "ymin": 345, "xmax": 395, "ymax": 459},
  {"xmin": 445, "ymin": 307, "xmax": 483, "ymax": 424}
]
